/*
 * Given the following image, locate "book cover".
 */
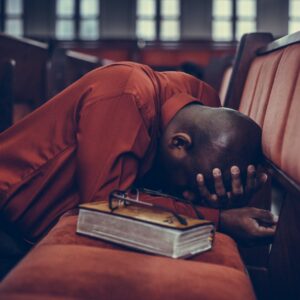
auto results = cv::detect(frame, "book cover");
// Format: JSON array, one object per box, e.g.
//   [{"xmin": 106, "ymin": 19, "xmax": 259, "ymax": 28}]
[
  {"xmin": 79, "ymin": 201, "xmax": 213, "ymax": 230},
  {"xmin": 77, "ymin": 201, "xmax": 215, "ymax": 258}
]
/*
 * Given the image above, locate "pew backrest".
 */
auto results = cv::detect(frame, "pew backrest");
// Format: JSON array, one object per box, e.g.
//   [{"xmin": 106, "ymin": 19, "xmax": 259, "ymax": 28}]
[
  {"xmin": 203, "ymin": 55, "xmax": 234, "ymax": 94},
  {"xmin": 46, "ymin": 48, "xmax": 101, "ymax": 99},
  {"xmin": 65, "ymin": 50, "xmax": 101, "ymax": 86},
  {"xmin": 224, "ymin": 33, "xmax": 274, "ymax": 109},
  {"xmin": 0, "ymin": 33, "xmax": 49, "ymax": 109},
  {"xmin": 228, "ymin": 31, "xmax": 300, "ymax": 300}
]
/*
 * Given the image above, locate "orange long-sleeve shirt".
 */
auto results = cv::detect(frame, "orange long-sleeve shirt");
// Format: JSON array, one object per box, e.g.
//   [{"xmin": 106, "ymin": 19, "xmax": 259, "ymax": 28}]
[{"xmin": 0, "ymin": 62, "xmax": 220, "ymax": 242}]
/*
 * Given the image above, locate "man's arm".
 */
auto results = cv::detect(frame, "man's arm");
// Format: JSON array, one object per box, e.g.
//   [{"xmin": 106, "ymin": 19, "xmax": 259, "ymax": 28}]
[
  {"xmin": 76, "ymin": 93, "xmax": 151, "ymax": 203},
  {"xmin": 182, "ymin": 166, "xmax": 277, "ymax": 242},
  {"xmin": 220, "ymin": 207, "xmax": 277, "ymax": 244}
]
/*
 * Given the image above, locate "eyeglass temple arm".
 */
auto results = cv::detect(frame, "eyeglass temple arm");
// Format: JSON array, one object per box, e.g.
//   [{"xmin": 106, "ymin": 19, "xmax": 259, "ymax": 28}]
[
  {"xmin": 139, "ymin": 188, "xmax": 204, "ymax": 220},
  {"xmin": 109, "ymin": 191, "xmax": 187, "ymax": 225}
]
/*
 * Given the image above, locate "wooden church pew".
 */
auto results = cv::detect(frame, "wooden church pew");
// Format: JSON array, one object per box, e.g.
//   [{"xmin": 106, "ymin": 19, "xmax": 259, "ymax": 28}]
[
  {"xmin": 203, "ymin": 55, "xmax": 234, "ymax": 94},
  {"xmin": 0, "ymin": 33, "xmax": 49, "ymax": 122},
  {"xmin": 65, "ymin": 50, "xmax": 102, "ymax": 86},
  {"xmin": 46, "ymin": 47, "xmax": 102, "ymax": 99},
  {"xmin": 0, "ymin": 34, "xmax": 101, "ymax": 124},
  {"xmin": 224, "ymin": 31, "xmax": 300, "ymax": 300},
  {"xmin": 0, "ymin": 33, "xmax": 49, "ymax": 107},
  {"xmin": 224, "ymin": 32, "xmax": 274, "ymax": 110},
  {"xmin": 219, "ymin": 65, "xmax": 233, "ymax": 105}
]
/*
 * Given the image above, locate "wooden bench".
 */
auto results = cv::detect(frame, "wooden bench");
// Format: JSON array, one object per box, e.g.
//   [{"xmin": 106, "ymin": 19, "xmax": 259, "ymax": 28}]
[
  {"xmin": 65, "ymin": 50, "xmax": 101, "ymax": 86},
  {"xmin": 0, "ymin": 33, "xmax": 49, "ymax": 122},
  {"xmin": 46, "ymin": 46, "xmax": 102, "ymax": 99},
  {"xmin": 0, "ymin": 34, "xmax": 101, "ymax": 124},
  {"xmin": 203, "ymin": 55, "xmax": 234, "ymax": 95},
  {"xmin": 224, "ymin": 31, "xmax": 300, "ymax": 300},
  {"xmin": 0, "ymin": 33, "xmax": 49, "ymax": 107}
]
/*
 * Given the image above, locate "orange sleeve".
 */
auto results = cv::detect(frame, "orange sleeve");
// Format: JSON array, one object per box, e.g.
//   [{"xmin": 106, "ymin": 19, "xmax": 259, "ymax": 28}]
[{"xmin": 76, "ymin": 93, "xmax": 151, "ymax": 203}]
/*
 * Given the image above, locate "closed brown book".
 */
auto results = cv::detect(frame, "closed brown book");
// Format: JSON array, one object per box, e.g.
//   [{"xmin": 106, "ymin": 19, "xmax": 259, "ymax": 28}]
[{"xmin": 77, "ymin": 201, "xmax": 215, "ymax": 258}]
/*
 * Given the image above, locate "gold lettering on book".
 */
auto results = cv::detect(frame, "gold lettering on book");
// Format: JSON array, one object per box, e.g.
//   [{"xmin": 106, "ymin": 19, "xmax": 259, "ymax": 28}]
[{"xmin": 163, "ymin": 216, "xmax": 176, "ymax": 224}]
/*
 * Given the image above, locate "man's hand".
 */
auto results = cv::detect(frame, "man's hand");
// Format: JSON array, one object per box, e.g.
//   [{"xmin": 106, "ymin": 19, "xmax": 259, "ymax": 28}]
[
  {"xmin": 219, "ymin": 207, "xmax": 278, "ymax": 244},
  {"xmin": 195, "ymin": 165, "xmax": 268, "ymax": 208}
]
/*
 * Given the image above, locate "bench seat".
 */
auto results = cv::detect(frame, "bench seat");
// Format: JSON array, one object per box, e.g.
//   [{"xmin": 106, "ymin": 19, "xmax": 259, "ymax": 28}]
[{"xmin": 0, "ymin": 213, "xmax": 255, "ymax": 300}]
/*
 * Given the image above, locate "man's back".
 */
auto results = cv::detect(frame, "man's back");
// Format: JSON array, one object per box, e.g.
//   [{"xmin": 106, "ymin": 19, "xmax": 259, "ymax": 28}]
[{"xmin": 0, "ymin": 62, "xmax": 220, "ymax": 242}]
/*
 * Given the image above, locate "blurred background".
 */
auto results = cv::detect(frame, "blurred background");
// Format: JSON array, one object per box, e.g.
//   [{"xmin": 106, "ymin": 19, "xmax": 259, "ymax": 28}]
[
  {"xmin": 0, "ymin": 0, "xmax": 299, "ymax": 66},
  {"xmin": 0, "ymin": 0, "xmax": 299, "ymax": 129}
]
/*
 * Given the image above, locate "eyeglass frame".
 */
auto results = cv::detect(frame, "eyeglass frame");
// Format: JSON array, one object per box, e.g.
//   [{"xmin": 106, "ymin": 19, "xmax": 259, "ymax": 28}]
[
  {"xmin": 138, "ymin": 187, "xmax": 205, "ymax": 220},
  {"xmin": 108, "ymin": 188, "xmax": 205, "ymax": 226}
]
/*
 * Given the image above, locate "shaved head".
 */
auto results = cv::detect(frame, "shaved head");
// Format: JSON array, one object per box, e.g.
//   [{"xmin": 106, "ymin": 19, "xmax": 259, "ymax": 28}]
[{"xmin": 158, "ymin": 104, "xmax": 262, "ymax": 197}]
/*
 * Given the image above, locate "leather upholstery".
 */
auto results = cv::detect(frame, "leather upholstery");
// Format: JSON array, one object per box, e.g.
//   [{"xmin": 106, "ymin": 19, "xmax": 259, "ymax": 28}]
[
  {"xmin": 39, "ymin": 213, "xmax": 246, "ymax": 272},
  {"xmin": 0, "ymin": 214, "xmax": 255, "ymax": 299},
  {"xmin": 239, "ymin": 44, "xmax": 300, "ymax": 184},
  {"xmin": 0, "ymin": 244, "xmax": 255, "ymax": 300}
]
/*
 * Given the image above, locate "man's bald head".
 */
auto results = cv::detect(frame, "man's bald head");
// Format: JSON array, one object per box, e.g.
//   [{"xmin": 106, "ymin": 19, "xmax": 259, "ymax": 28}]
[{"xmin": 159, "ymin": 104, "xmax": 262, "ymax": 197}]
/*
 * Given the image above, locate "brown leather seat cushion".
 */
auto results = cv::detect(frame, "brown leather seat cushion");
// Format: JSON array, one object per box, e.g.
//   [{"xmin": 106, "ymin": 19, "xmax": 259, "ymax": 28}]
[
  {"xmin": 38, "ymin": 213, "xmax": 246, "ymax": 272},
  {"xmin": 0, "ymin": 213, "xmax": 255, "ymax": 299},
  {"xmin": 0, "ymin": 244, "xmax": 255, "ymax": 300}
]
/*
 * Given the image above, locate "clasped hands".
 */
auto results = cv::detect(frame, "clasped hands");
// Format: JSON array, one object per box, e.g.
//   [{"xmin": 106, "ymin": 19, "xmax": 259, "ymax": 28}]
[{"xmin": 182, "ymin": 165, "xmax": 278, "ymax": 243}]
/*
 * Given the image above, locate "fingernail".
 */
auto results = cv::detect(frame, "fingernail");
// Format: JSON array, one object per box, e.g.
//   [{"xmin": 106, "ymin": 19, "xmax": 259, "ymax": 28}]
[
  {"xmin": 273, "ymin": 215, "xmax": 279, "ymax": 223},
  {"xmin": 248, "ymin": 165, "xmax": 255, "ymax": 172},
  {"xmin": 261, "ymin": 173, "xmax": 268, "ymax": 182},
  {"xmin": 197, "ymin": 174, "xmax": 204, "ymax": 182},
  {"xmin": 211, "ymin": 194, "xmax": 218, "ymax": 201},
  {"xmin": 231, "ymin": 166, "xmax": 240, "ymax": 174},
  {"xmin": 213, "ymin": 168, "xmax": 221, "ymax": 176}
]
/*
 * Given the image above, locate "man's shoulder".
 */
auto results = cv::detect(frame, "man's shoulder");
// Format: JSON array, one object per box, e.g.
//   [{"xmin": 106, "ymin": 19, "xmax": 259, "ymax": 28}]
[
  {"xmin": 100, "ymin": 61, "xmax": 153, "ymax": 75},
  {"xmin": 111, "ymin": 62, "xmax": 158, "ymax": 97},
  {"xmin": 89, "ymin": 61, "xmax": 156, "ymax": 86},
  {"xmin": 82, "ymin": 62, "xmax": 159, "ymax": 114}
]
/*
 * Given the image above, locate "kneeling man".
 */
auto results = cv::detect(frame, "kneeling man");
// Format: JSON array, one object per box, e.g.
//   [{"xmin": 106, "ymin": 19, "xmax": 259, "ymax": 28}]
[{"xmin": 0, "ymin": 62, "xmax": 277, "ymax": 244}]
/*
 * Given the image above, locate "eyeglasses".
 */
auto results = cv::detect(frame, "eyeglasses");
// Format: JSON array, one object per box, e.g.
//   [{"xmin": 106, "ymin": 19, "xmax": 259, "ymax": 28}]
[
  {"xmin": 138, "ymin": 188, "xmax": 204, "ymax": 220},
  {"xmin": 108, "ymin": 188, "xmax": 204, "ymax": 226}
]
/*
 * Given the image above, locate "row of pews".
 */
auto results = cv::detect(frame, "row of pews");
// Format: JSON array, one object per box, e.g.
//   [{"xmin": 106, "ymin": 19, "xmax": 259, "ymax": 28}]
[
  {"xmin": 0, "ymin": 33, "xmax": 234, "ymax": 133},
  {"xmin": 0, "ymin": 33, "xmax": 102, "ymax": 132}
]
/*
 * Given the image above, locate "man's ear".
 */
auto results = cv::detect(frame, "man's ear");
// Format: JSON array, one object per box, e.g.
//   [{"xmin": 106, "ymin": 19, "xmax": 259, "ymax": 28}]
[{"xmin": 168, "ymin": 132, "xmax": 192, "ymax": 154}]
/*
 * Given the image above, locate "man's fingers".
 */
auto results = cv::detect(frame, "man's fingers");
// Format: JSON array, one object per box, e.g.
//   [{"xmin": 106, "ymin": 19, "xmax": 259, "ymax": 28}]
[
  {"xmin": 254, "ymin": 208, "xmax": 278, "ymax": 224},
  {"xmin": 246, "ymin": 165, "xmax": 256, "ymax": 191},
  {"xmin": 197, "ymin": 174, "xmax": 211, "ymax": 198},
  {"xmin": 254, "ymin": 223, "xmax": 277, "ymax": 237},
  {"xmin": 231, "ymin": 166, "xmax": 243, "ymax": 195},
  {"xmin": 197, "ymin": 174, "xmax": 218, "ymax": 204},
  {"xmin": 257, "ymin": 172, "xmax": 268, "ymax": 189},
  {"xmin": 212, "ymin": 168, "xmax": 226, "ymax": 196}
]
